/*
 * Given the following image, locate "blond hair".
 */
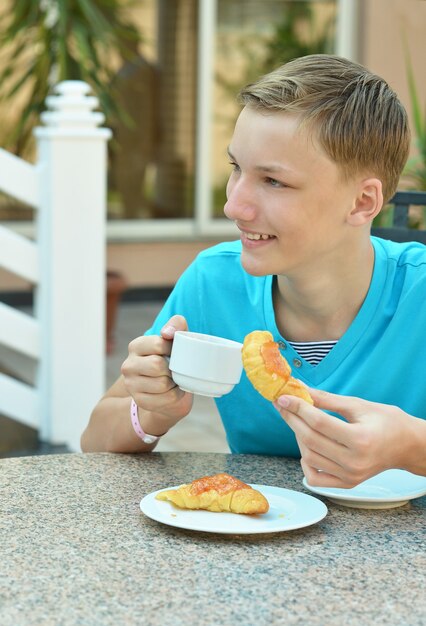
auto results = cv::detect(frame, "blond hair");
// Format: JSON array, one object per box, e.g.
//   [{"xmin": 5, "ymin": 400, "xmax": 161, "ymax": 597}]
[{"xmin": 239, "ymin": 54, "xmax": 410, "ymax": 203}]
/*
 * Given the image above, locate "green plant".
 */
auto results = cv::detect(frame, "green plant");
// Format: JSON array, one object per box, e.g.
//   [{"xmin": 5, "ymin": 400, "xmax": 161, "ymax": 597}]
[
  {"xmin": 216, "ymin": 2, "xmax": 335, "ymax": 107},
  {"xmin": 403, "ymin": 48, "xmax": 426, "ymax": 192},
  {"xmin": 262, "ymin": 2, "xmax": 335, "ymax": 73},
  {"xmin": 0, "ymin": 0, "xmax": 140, "ymax": 157},
  {"xmin": 401, "ymin": 42, "xmax": 426, "ymax": 227}
]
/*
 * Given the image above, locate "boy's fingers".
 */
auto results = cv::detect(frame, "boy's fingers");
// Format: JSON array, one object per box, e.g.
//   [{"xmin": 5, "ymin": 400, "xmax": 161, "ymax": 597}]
[
  {"xmin": 161, "ymin": 315, "xmax": 188, "ymax": 339},
  {"xmin": 276, "ymin": 394, "xmax": 351, "ymax": 445},
  {"xmin": 308, "ymin": 388, "xmax": 368, "ymax": 424}
]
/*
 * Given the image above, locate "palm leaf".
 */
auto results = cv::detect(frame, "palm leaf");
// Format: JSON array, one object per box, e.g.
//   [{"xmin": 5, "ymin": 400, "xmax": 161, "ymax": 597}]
[
  {"xmin": 402, "ymin": 37, "xmax": 426, "ymax": 191},
  {"xmin": 77, "ymin": 0, "xmax": 117, "ymax": 39},
  {"xmin": 0, "ymin": 0, "xmax": 141, "ymax": 154},
  {"xmin": 405, "ymin": 54, "xmax": 424, "ymax": 141}
]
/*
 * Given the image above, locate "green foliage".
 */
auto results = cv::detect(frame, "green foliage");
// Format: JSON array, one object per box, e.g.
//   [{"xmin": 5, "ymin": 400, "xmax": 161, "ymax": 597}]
[
  {"xmin": 401, "ymin": 42, "xmax": 426, "ymax": 226},
  {"xmin": 0, "ymin": 0, "xmax": 141, "ymax": 156},
  {"xmin": 403, "ymin": 52, "xmax": 426, "ymax": 191},
  {"xmin": 262, "ymin": 2, "xmax": 335, "ymax": 72},
  {"xmin": 216, "ymin": 2, "xmax": 335, "ymax": 105}
]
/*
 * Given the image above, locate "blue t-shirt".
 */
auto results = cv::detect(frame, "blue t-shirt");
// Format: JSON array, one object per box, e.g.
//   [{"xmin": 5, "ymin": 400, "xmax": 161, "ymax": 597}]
[{"xmin": 146, "ymin": 237, "xmax": 426, "ymax": 456}]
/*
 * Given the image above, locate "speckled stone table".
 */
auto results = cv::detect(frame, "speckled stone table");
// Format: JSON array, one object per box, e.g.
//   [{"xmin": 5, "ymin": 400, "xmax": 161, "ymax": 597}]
[{"xmin": 1, "ymin": 452, "xmax": 425, "ymax": 626}]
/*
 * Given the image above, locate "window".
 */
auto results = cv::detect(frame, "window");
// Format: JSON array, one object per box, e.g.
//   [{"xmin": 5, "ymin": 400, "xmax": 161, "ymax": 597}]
[
  {"xmin": 212, "ymin": 0, "xmax": 337, "ymax": 218},
  {"xmin": 108, "ymin": 0, "xmax": 337, "ymax": 230},
  {"xmin": 0, "ymin": 0, "xmax": 337, "ymax": 238},
  {"xmin": 108, "ymin": 0, "xmax": 198, "ymax": 222}
]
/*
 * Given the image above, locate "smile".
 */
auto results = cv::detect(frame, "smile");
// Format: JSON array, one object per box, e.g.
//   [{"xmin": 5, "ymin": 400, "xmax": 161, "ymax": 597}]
[{"xmin": 242, "ymin": 232, "xmax": 275, "ymax": 241}]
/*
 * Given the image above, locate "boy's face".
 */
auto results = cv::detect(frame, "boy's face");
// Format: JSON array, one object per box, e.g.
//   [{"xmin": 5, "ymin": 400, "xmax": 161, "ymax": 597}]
[{"xmin": 224, "ymin": 106, "xmax": 360, "ymax": 278}]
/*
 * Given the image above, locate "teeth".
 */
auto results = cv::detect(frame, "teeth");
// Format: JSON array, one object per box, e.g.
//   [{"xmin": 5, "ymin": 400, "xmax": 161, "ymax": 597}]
[{"xmin": 246, "ymin": 232, "xmax": 272, "ymax": 240}]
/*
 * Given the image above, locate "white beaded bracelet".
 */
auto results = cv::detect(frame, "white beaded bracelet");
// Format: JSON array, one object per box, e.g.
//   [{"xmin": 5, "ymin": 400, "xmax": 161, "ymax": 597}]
[{"xmin": 130, "ymin": 398, "xmax": 161, "ymax": 445}]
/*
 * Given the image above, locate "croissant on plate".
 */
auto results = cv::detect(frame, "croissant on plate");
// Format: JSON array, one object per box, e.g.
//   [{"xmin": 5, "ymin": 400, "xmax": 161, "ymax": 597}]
[
  {"xmin": 242, "ymin": 330, "xmax": 313, "ymax": 404},
  {"xmin": 155, "ymin": 472, "xmax": 269, "ymax": 515}
]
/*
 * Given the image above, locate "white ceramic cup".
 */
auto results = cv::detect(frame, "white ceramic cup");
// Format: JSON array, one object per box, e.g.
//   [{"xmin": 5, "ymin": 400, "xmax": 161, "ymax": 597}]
[{"xmin": 168, "ymin": 331, "xmax": 243, "ymax": 397}]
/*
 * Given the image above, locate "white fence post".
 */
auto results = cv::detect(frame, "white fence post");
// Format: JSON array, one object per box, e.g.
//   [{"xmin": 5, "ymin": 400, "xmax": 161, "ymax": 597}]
[{"xmin": 34, "ymin": 81, "xmax": 111, "ymax": 451}]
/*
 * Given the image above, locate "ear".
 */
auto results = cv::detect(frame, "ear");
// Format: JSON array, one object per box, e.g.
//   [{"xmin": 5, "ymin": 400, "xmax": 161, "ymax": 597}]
[{"xmin": 347, "ymin": 178, "xmax": 383, "ymax": 227}]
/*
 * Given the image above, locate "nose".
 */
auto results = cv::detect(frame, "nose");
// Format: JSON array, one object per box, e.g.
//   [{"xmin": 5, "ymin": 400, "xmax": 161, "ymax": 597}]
[{"xmin": 224, "ymin": 177, "xmax": 256, "ymax": 222}]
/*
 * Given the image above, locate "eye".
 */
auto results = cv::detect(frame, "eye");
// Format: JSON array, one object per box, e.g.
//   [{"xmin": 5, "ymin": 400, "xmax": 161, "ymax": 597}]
[
  {"xmin": 228, "ymin": 161, "xmax": 241, "ymax": 173},
  {"xmin": 265, "ymin": 177, "xmax": 284, "ymax": 188}
]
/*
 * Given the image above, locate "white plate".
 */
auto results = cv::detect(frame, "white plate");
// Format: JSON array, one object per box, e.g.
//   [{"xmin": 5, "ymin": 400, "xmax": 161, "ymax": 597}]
[
  {"xmin": 140, "ymin": 484, "xmax": 328, "ymax": 534},
  {"xmin": 303, "ymin": 469, "xmax": 426, "ymax": 509}
]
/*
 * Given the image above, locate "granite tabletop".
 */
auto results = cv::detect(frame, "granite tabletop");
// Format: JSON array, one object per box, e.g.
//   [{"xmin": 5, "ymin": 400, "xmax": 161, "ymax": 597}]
[{"xmin": 0, "ymin": 452, "xmax": 425, "ymax": 626}]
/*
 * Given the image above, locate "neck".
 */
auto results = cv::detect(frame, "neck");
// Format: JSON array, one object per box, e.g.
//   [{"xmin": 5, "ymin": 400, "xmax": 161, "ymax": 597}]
[{"xmin": 274, "ymin": 239, "xmax": 375, "ymax": 342}]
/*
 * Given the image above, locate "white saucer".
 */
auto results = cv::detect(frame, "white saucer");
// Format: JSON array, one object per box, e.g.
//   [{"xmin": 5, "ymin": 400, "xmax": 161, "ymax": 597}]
[{"xmin": 303, "ymin": 469, "xmax": 426, "ymax": 509}]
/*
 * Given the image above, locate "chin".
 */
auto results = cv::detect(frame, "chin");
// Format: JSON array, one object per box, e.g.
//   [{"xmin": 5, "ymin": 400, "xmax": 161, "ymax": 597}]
[{"xmin": 240, "ymin": 256, "xmax": 272, "ymax": 277}]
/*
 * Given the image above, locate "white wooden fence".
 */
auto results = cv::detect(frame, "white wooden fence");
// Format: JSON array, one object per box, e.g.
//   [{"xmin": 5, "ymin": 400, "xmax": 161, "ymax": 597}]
[{"xmin": 0, "ymin": 81, "xmax": 111, "ymax": 451}]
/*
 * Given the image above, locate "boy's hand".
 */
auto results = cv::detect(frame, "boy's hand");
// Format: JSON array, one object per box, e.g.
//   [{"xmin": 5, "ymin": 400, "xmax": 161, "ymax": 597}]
[
  {"xmin": 274, "ymin": 389, "xmax": 423, "ymax": 488},
  {"xmin": 121, "ymin": 315, "xmax": 193, "ymax": 433}
]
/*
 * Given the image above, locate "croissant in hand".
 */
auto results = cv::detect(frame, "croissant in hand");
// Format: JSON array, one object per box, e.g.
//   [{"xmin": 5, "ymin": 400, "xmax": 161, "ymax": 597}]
[
  {"xmin": 242, "ymin": 330, "xmax": 313, "ymax": 404},
  {"xmin": 155, "ymin": 472, "xmax": 269, "ymax": 515}
]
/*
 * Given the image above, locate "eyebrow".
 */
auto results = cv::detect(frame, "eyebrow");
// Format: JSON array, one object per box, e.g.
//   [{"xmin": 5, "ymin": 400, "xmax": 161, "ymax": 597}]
[{"xmin": 227, "ymin": 147, "xmax": 296, "ymax": 175}]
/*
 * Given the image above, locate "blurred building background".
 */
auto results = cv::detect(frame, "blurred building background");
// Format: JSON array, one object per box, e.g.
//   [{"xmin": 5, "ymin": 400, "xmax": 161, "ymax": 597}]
[
  {"xmin": 1, "ymin": 0, "xmax": 425, "ymax": 455},
  {"xmin": 1, "ymin": 0, "xmax": 425, "ymax": 299}
]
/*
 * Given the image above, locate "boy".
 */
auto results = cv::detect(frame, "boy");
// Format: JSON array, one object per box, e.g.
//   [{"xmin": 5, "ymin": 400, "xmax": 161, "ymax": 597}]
[{"xmin": 81, "ymin": 55, "xmax": 426, "ymax": 487}]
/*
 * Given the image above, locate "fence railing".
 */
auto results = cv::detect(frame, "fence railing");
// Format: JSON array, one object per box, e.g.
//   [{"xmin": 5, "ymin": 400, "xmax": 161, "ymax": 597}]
[{"xmin": 0, "ymin": 81, "xmax": 111, "ymax": 451}]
